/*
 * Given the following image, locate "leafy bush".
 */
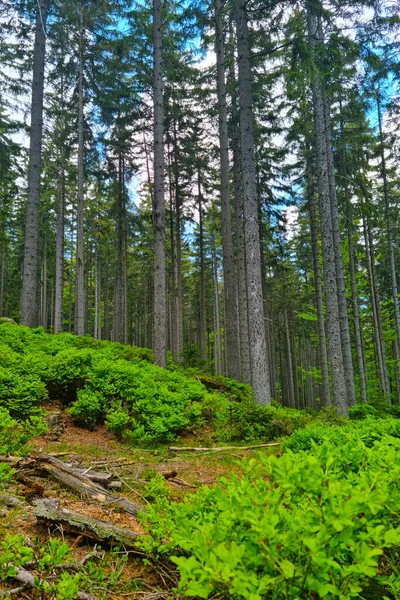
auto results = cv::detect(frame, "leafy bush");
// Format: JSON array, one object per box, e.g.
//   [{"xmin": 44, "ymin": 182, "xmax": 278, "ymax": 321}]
[
  {"xmin": 0, "ymin": 366, "xmax": 47, "ymax": 418},
  {"xmin": 68, "ymin": 389, "xmax": 106, "ymax": 429},
  {"xmin": 283, "ymin": 417, "xmax": 400, "ymax": 452},
  {"xmin": 0, "ymin": 408, "xmax": 47, "ymax": 454},
  {"xmin": 141, "ymin": 437, "xmax": 400, "ymax": 599},
  {"xmin": 44, "ymin": 348, "xmax": 94, "ymax": 401},
  {"xmin": 105, "ymin": 406, "xmax": 131, "ymax": 437},
  {"xmin": 349, "ymin": 404, "xmax": 379, "ymax": 420},
  {"xmin": 220, "ymin": 402, "xmax": 311, "ymax": 442}
]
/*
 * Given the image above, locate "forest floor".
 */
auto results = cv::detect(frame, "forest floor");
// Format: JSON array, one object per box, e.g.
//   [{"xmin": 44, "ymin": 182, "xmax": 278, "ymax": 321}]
[{"xmin": 1, "ymin": 402, "xmax": 279, "ymax": 599}]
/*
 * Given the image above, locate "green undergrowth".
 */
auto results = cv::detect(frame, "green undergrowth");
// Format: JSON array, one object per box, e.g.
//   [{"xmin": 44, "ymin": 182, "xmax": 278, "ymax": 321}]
[
  {"xmin": 140, "ymin": 432, "xmax": 400, "ymax": 600},
  {"xmin": 0, "ymin": 322, "xmax": 311, "ymax": 446}
]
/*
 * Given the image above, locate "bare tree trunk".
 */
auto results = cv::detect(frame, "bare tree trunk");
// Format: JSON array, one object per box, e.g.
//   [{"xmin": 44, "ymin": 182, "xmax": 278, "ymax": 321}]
[
  {"xmin": 306, "ymin": 154, "xmax": 331, "ymax": 406},
  {"xmin": 75, "ymin": 9, "xmax": 85, "ymax": 336},
  {"xmin": 285, "ymin": 310, "xmax": 295, "ymax": 408},
  {"xmin": 173, "ymin": 115, "xmax": 184, "ymax": 362},
  {"xmin": 377, "ymin": 91, "xmax": 400, "ymax": 402},
  {"xmin": 363, "ymin": 217, "xmax": 391, "ymax": 399},
  {"xmin": 114, "ymin": 155, "xmax": 124, "ymax": 343},
  {"xmin": 54, "ymin": 164, "xmax": 65, "ymax": 333},
  {"xmin": 212, "ymin": 243, "xmax": 222, "ymax": 376},
  {"xmin": 215, "ymin": 0, "xmax": 240, "ymax": 379},
  {"xmin": 94, "ymin": 249, "xmax": 101, "ymax": 339},
  {"xmin": 41, "ymin": 236, "xmax": 48, "ymax": 329},
  {"xmin": 0, "ymin": 246, "xmax": 5, "ymax": 315},
  {"xmin": 322, "ymin": 89, "xmax": 356, "ymax": 406},
  {"xmin": 197, "ymin": 166, "xmax": 207, "ymax": 366},
  {"xmin": 234, "ymin": 0, "xmax": 270, "ymax": 403},
  {"xmin": 21, "ymin": 0, "xmax": 49, "ymax": 327},
  {"xmin": 231, "ymin": 91, "xmax": 251, "ymax": 384},
  {"xmin": 152, "ymin": 0, "xmax": 167, "ymax": 367},
  {"xmin": 307, "ymin": 3, "xmax": 347, "ymax": 415},
  {"xmin": 167, "ymin": 142, "xmax": 177, "ymax": 360},
  {"xmin": 347, "ymin": 202, "xmax": 367, "ymax": 403}
]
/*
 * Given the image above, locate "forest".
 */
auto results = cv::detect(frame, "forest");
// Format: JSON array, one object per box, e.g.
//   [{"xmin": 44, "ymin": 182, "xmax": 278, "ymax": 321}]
[{"xmin": 1, "ymin": 0, "xmax": 400, "ymax": 598}]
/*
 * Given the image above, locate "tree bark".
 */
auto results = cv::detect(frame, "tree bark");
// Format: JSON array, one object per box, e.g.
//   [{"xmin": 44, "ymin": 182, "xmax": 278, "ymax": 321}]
[
  {"xmin": 377, "ymin": 90, "xmax": 400, "ymax": 402},
  {"xmin": 75, "ymin": 8, "xmax": 85, "ymax": 336},
  {"xmin": 307, "ymin": 3, "xmax": 348, "ymax": 415},
  {"xmin": 234, "ymin": 0, "xmax": 270, "ymax": 403},
  {"xmin": 21, "ymin": 0, "xmax": 49, "ymax": 327},
  {"xmin": 153, "ymin": 0, "xmax": 167, "ymax": 368},
  {"xmin": 215, "ymin": 0, "xmax": 240, "ymax": 380},
  {"xmin": 54, "ymin": 164, "xmax": 65, "ymax": 333},
  {"xmin": 306, "ymin": 154, "xmax": 331, "ymax": 406},
  {"xmin": 197, "ymin": 166, "xmax": 207, "ymax": 366},
  {"xmin": 114, "ymin": 155, "xmax": 124, "ymax": 343}
]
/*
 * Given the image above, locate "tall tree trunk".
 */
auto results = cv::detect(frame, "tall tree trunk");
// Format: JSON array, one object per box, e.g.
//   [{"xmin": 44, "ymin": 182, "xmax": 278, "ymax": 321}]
[
  {"xmin": 377, "ymin": 90, "xmax": 400, "ymax": 402},
  {"xmin": 234, "ymin": 0, "xmax": 270, "ymax": 403},
  {"xmin": 114, "ymin": 155, "xmax": 124, "ymax": 343},
  {"xmin": 168, "ymin": 145, "xmax": 177, "ymax": 360},
  {"xmin": 212, "ymin": 243, "xmax": 222, "ymax": 376},
  {"xmin": 364, "ymin": 217, "xmax": 391, "ymax": 399},
  {"xmin": 307, "ymin": 2, "xmax": 348, "ymax": 414},
  {"xmin": 322, "ymin": 90, "xmax": 356, "ymax": 406},
  {"xmin": 307, "ymin": 155, "xmax": 331, "ymax": 407},
  {"xmin": 230, "ymin": 77, "xmax": 251, "ymax": 384},
  {"xmin": 153, "ymin": 0, "xmax": 167, "ymax": 367},
  {"xmin": 54, "ymin": 164, "xmax": 65, "ymax": 333},
  {"xmin": 285, "ymin": 309, "xmax": 295, "ymax": 408},
  {"xmin": 75, "ymin": 9, "xmax": 85, "ymax": 336},
  {"xmin": 197, "ymin": 166, "xmax": 207, "ymax": 366},
  {"xmin": 41, "ymin": 236, "xmax": 48, "ymax": 329},
  {"xmin": 215, "ymin": 0, "xmax": 240, "ymax": 379},
  {"xmin": 21, "ymin": 0, "xmax": 49, "ymax": 327},
  {"xmin": 173, "ymin": 114, "xmax": 184, "ymax": 362},
  {"xmin": 94, "ymin": 249, "xmax": 101, "ymax": 340},
  {"xmin": 347, "ymin": 200, "xmax": 367, "ymax": 403},
  {"xmin": 0, "ymin": 246, "xmax": 5, "ymax": 315}
]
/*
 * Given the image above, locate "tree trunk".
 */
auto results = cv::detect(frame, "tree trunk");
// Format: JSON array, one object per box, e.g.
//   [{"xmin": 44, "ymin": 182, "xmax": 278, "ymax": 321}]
[
  {"xmin": 54, "ymin": 165, "xmax": 65, "ymax": 334},
  {"xmin": 347, "ymin": 201, "xmax": 367, "ymax": 403},
  {"xmin": 363, "ymin": 216, "xmax": 391, "ymax": 399},
  {"xmin": 0, "ymin": 246, "xmax": 5, "ymax": 315},
  {"xmin": 230, "ymin": 75, "xmax": 251, "ymax": 384},
  {"xmin": 322, "ymin": 87, "xmax": 356, "ymax": 406},
  {"xmin": 21, "ymin": 0, "xmax": 49, "ymax": 327},
  {"xmin": 41, "ymin": 236, "xmax": 48, "ymax": 329},
  {"xmin": 307, "ymin": 3, "xmax": 348, "ymax": 415},
  {"xmin": 377, "ymin": 90, "xmax": 400, "ymax": 402},
  {"xmin": 114, "ymin": 155, "xmax": 124, "ymax": 344},
  {"xmin": 215, "ymin": 0, "xmax": 240, "ymax": 380},
  {"xmin": 173, "ymin": 114, "xmax": 184, "ymax": 362},
  {"xmin": 234, "ymin": 0, "xmax": 270, "ymax": 403},
  {"xmin": 197, "ymin": 167, "xmax": 207, "ymax": 366},
  {"xmin": 152, "ymin": 0, "xmax": 167, "ymax": 367},
  {"xmin": 212, "ymin": 243, "xmax": 222, "ymax": 376},
  {"xmin": 75, "ymin": 9, "xmax": 85, "ymax": 336},
  {"xmin": 306, "ymin": 153, "xmax": 331, "ymax": 406}
]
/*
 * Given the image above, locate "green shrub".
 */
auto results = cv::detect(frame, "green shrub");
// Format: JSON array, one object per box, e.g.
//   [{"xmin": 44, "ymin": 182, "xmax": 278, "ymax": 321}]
[
  {"xmin": 0, "ymin": 408, "xmax": 48, "ymax": 454},
  {"xmin": 221, "ymin": 403, "xmax": 311, "ymax": 442},
  {"xmin": 283, "ymin": 417, "xmax": 400, "ymax": 452},
  {"xmin": 141, "ymin": 437, "xmax": 400, "ymax": 599},
  {"xmin": 44, "ymin": 348, "xmax": 94, "ymax": 401},
  {"xmin": 0, "ymin": 367, "xmax": 47, "ymax": 418},
  {"xmin": 349, "ymin": 404, "xmax": 379, "ymax": 420},
  {"xmin": 105, "ymin": 406, "xmax": 131, "ymax": 437},
  {"xmin": 69, "ymin": 389, "xmax": 106, "ymax": 429}
]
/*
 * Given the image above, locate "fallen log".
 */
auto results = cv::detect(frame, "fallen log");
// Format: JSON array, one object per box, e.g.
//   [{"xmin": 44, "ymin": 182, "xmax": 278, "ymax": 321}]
[
  {"xmin": 10, "ymin": 564, "xmax": 97, "ymax": 600},
  {"xmin": 35, "ymin": 499, "xmax": 142, "ymax": 549},
  {"xmin": 168, "ymin": 442, "xmax": 281, "ymax": 452},
  {"xmin": 35, "ymin": 455, "xmax": 143, "ymax": 515}
]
